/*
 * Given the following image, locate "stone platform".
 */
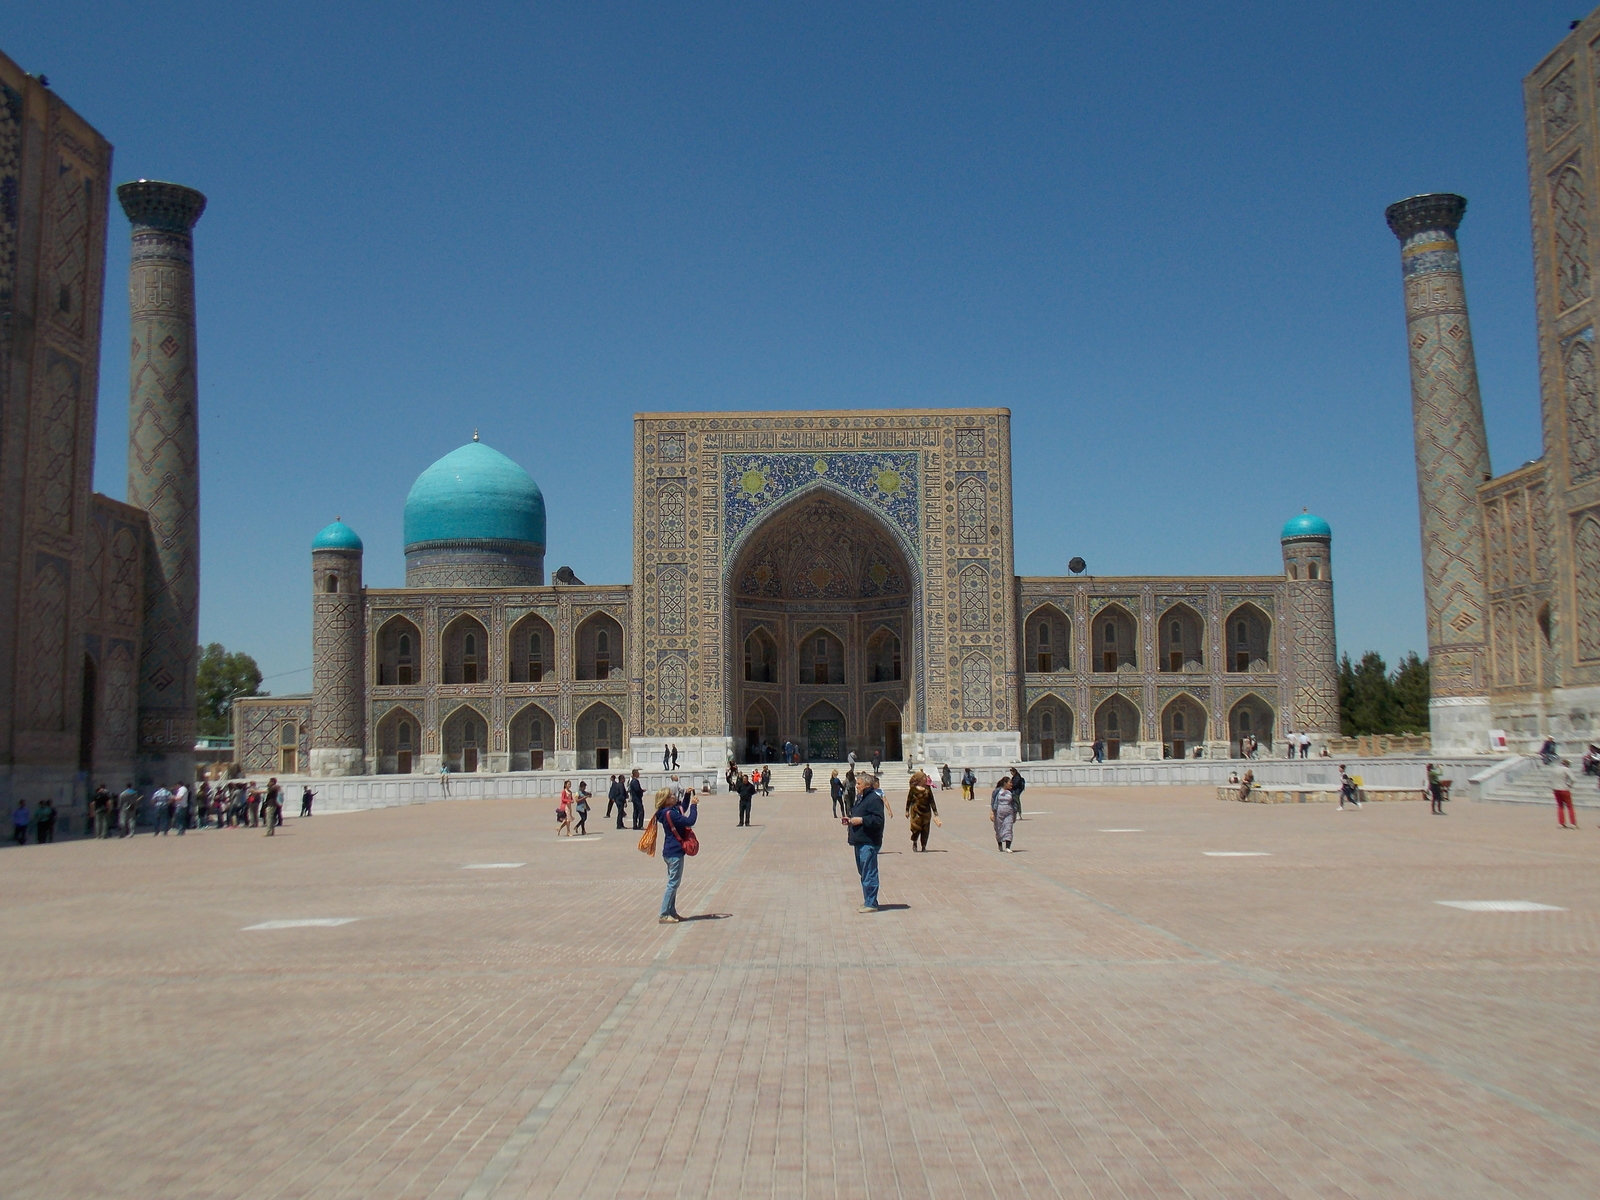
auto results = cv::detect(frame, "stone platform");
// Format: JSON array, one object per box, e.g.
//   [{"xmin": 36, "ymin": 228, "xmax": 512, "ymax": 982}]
[{"xmin": 1, "ymin": 785, "xmax": 1596, "ymax": 1198}]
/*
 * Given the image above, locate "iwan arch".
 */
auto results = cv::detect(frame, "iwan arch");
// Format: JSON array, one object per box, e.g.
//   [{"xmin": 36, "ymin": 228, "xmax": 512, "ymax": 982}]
[{"xmin": 236, "ymin": 410, "xmax": 1338, "ymax": 774}]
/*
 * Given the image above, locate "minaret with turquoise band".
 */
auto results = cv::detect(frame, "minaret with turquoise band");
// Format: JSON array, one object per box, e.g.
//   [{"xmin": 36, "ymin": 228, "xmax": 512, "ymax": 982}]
[
  {"xmin": 1385, "ymin": 193, "xmax": 1493, "ymax": 752},
  {"xmin": 311, "ymin": 520, "xmax": 366, "ymax": 775}
]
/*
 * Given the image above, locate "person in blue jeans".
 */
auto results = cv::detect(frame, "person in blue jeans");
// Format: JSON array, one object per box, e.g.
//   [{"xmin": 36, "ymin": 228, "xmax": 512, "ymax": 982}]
[
  {"xmin": 655, "ymin": 787, "xmax": 698, "ymax": 924},
  {"xmin": 843, "ymin": 772, "xmax": 885, "ymax": 913}
]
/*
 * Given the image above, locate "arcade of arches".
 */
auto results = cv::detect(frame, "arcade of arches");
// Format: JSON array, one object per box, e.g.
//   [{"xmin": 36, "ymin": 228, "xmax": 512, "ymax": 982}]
[{"xmin": 731, "ymin": 492, "xmax": 913, "ymax": 762}]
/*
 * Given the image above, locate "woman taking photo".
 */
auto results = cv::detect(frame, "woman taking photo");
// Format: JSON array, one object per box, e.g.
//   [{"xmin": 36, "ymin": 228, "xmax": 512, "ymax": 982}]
[{"xmin": 654, "ymin": 786, "xmax": 698, "ymax": 923}]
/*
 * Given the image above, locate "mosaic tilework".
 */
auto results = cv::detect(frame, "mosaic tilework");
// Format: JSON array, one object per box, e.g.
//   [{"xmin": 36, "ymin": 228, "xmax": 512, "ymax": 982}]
[{"xmin": 721, "ymin": 451, "xmax": 921, "ymax": 550}]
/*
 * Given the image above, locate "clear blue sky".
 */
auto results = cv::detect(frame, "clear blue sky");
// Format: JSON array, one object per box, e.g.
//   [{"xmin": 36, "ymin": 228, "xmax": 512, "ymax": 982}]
[{"xmin": 10, "ymin": 1, "xmax": 1579, "ymax": 692}]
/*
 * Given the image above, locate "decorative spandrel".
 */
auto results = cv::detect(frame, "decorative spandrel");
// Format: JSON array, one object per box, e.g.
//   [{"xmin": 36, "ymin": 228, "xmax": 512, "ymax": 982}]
[{"xmin": 722, "ymin": 452, "xmax": 920, "ymax": 549}]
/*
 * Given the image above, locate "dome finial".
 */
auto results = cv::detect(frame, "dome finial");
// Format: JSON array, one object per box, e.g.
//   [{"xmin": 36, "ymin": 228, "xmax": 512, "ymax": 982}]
[{"xmin": 472, "ymin": 428, "xmax": 480, "ymax": 442}]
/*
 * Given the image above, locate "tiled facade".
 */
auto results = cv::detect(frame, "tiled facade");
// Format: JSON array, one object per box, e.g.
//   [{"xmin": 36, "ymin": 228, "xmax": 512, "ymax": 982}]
[{"xmin": 256, "ymin": 410, "xmax": 1339, "ymax": 777}]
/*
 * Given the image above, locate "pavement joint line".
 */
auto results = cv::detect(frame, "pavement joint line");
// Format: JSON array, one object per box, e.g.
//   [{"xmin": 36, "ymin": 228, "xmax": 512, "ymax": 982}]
[
  {"xmin": 937, "ymin": 817, "xmax": 1600, "ymax": 1148},
  {"xmin": 242, "ymin": 918, "xmax": 359, "ymax": 930},
  {"xmin": 461, "ymin": 798, "xmax": 778, "ymax": 1200}
]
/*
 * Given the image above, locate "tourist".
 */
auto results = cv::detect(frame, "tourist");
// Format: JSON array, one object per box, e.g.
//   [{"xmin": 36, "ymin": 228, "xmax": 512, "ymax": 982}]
[
  {"xmin": 655, "ymin": 786, "xmax": 698, "ymax": 923},
  {"xmin": 842, "ymin": 771, "xmax": 884, "ymax": 912},
  {"xmin": 991, "ymin": 774, "xmax": 1018, "ymax": 852},
  {"xmin": 1285, "ymin": 732, "xmax": 1297, "ymax": 759},
  {"xmin": 1539, "ymin": 736, "xmax": 1558, "ymax": 765},
  {"xmin": 905, "ymin": 769, "xmax": 938, "ymax": 852},
  {"xmin": 574, "ymin": 782, "xmax": 591, "ymax": 835},
  {"xmin": 152, "ymin": 784, "xmax": 173, "ymax": 835},
  {"xmin": 829, "ymin": 769, "xmax": 845, "ymax": 817},
  {"xmin": 1238, "ymin": 770, "xmax": 1254, "ymax": 801},
  {"xmin": 760, "ymin": 766, "xmax": 772, "ymax": 797},
  {"xmin": 735, "ymin": 771, "xmax": 756, "ymax": 827},
  {"xmin": 1300, "ymin": 731, "xmax": 1312, "ymax": 758},
  {"xmin": 725, "ymin": 761, "xmax": 738, "ymax": 791},
  {"xmin": 34, "ymin": 799, "xmax": 56, "ymax": 843},
  {"xmin": 1092, "ymin": 738, "xmax": 1105, "ymax": 763},
  {"xmin": 91, "ymin": 785, "xmax": 112, "ymax": 839},
  {"xmin": 1554, "ymin": 759, "xmax": 1577, "ymax": 829},
  {"xmin": 173, "ymin": 782, "xmax": 190, "ymax": 834},
  {"xmin": 802, "ymin": 763, "xmax": 814, "ymax": 793},
  {"xmin": 1228, "ymin": 770, "xmax": 1240, "ymax": 785},
  {"xmin": 940, "ymin": 763, "xmax": 951, "ymax": 790},
  {"xmin": 871, "ymin": 750, "xmax": 882, "ymax": 773},
  {"xmin": 557, "ymin": 782, "xmax": 574, "ymax": 836},
  {"xmin": 847, "ymin": 750, "xmax": 857, "ymax": 769},
  {"xmin": 662, "ymin": 744, "xmax": 671, "ymax": 770},
  {"xmin": 844, "ymin": 766, "xmax": 856, "ymax": 803},
  {"xmin": 263, "ymin": 778, "xmax": 282, "ymax": 836},
  {"xmin": 1427, "ymin": 763, "xmax": 1445, "ymax": 814},
  {"xmin": 300, "ymin": 785, "xmax": 315, "ymax": 817},
  {"xmin": 608, "ymin": 775, "xmax": 627, "ymax": 829},
  {"xmin": 1338, "ymin": 765, "xmax": 1360, "ymax": 810},
  {"xmin": 118, "ymin": 783, "xmax": 139, "ymax": 836},
  {"xmin": 960, "ymin": 766, "xmax": 976, "ymax": 800},
  {"xmin": 1010, "ymin": 767, "xmax": 1026, "ymax": 817},
  {"xmin": 671, "ymin": 744, "xmax": 680, "ymax": 770},
  {"xmin": 439, "ymin": 762, "xmax": 451, "ymax": 796},
  {"xmin": 11, "ymin": 800, "xmax": 29, "ymax": 845},
  {"xmin": 628, "ymin": 769, "xmax": 645, "ymax": 830},
  {"xmin": 1581, "ymin": 744, "xmax": 1599, "ymax": 777}
]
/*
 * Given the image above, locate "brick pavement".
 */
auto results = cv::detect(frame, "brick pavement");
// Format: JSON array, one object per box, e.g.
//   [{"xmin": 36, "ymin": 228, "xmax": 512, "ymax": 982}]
[{"xmin": 0, "ymin": 785, "xmax": 1596, "ymax": 1198}]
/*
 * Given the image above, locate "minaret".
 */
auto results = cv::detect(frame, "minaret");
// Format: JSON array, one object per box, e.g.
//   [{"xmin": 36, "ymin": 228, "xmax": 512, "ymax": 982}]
[
  {"xmin": 1385, "ymin": 193, "xmax": 1493, "ymax": 753},
  {"xmin": 118, "ymin": 180, "xmax": 206, "ymax": 784},
  {"xmin": 1280, "ymin": 512, "xmax": 1339, "ymax": 745},
  {"xmin": 310, "ymin": 520, "xmax": 367, "ymax": 775}
]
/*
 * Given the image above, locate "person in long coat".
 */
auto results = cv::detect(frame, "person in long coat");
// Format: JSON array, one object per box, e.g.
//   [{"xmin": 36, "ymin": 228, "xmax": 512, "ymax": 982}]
[
  {"xmin": 905, "ymin": 770, "xmax": 939, "ymax": 852},
  {"xmin": 990, "ymin": 774, "xmax": 1017, "ymax": 852}
]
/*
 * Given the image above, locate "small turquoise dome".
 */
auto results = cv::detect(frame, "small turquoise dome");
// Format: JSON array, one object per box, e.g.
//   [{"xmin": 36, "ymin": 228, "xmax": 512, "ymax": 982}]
[
  {"xmin": 312, "ymin": 519, "xmax": 363, "ymax": 551},
  {"xmin": 403, "ymin": 440, "xmax": 546, "ymax": 549},
  {"xmin": 1281, "ymin": 511, "xmax": 1332, "ymax": 541}
]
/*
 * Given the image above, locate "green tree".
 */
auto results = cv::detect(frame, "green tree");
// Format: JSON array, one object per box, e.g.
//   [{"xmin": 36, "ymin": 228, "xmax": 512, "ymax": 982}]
[
  {"xmin": 1390, "ymin": 651, "xmax": 1431, "ymax": 733},
  {"xmin": 196, "ymin": 643, "xmax": 264, "ymax": 737}
]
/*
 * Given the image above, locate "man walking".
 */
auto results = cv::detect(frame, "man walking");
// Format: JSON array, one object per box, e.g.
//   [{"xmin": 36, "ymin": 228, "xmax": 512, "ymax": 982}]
[
  {"xmin": 151, "ymin": 785, "xmax": 173, "ymax": 835},
  {"xmin": 119, "ymin": 783, "xmax": 140, "ymax": 836},
  {"xmin": 300, "ymin": 786, "xmax": 315, "ymax": 817},
  {"xmin": 628, "ymin": 769, "xmax": 645, "ymax": 830},
  {"xmin": 34, "ymin": 799, "xmax": 56, "ymax": 843},
  {"xmin": 735, "ymin": 772, "xmax": 756, "ymax": 827},
  {"xmin": 1338, "ymin": 765, "xmax": 1361, "ymax": 810},
  {"xmin": 670, "ymin": 744, "xmax": 679, "ymax": 769},
  {"xmin": 263, "ymin": 778, "xmax": 282, "ymax": 836},
  {"xmin": 662, "ymin": 744, "xmax": 671, "ymax": 770},
  {"xmin": 91, "ymin": 785, "xmax": 112, "ymax": 839},
  {"xmin": 802, "ymin": 763, "xmax": 813, "ymax": 793},
  {"xmin": 174, "ymin": 782, "xmax": 191, "ymax": 835},
  {"xmin": 1009, "ymin": 768, "xmax": 1026, "ymax": 818},
  {"xmin": 842, "ymin": 772, "xmax": 885, "ymax": 913},
  {"xmin": 1426, "ymin": 763, "xmax": 1446, "ymax": 815},
  {"xmin": 1554, "ymin": 758, "xmax": 1578, "ymax": 829},
  {"xmin": 11, "ymin": 800, "xmax": 28, "ymax": 845},
  {"xmin": 607, "ymin": 775, "xmax": 626, "ymax": 829}
]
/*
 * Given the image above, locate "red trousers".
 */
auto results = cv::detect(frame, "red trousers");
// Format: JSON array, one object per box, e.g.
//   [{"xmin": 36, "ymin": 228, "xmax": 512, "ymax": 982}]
[{"xmin": 1555, "ymin": 790, "xmax": 1575, "ymax": 826}]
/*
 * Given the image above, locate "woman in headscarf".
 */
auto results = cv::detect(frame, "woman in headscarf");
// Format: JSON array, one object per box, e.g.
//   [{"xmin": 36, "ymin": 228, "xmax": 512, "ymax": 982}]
[
  {"xmin": 905, "ymin": 769, "xmax": 939, "ymax": 852},
  {"xmin": 990, "ymin": 772, "xmax": 1017, "ymax": 853}
]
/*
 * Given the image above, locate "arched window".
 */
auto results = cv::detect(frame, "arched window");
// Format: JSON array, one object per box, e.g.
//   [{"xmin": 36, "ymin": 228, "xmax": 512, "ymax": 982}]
[
  {"xmin": 1173, "ymin": 710, "xmax": 1185, "ymax": 732},
  {"xmin": 1107, "ymin": 710, "xmax": 1120, "ymax": 733},
  {"xmin": 1240, "ymin": 710, "xmax": 1252, "ymax": 732},
  {"xmin": 1288, "ymin": 563, "xmax": 1298, "ymax": 579},
  {"xmin": 462, "ymin": 632, "xmax": 479, "ymax": 684},
  {"xmin": 528, "ymin": 631, "xmax": 543, "ymax": 681},
  {"xmin": 1170, "ymin": 620, "xmax": 1181, "ymax": 644},
  {"xmin": 1038, "ymin": 623, "xmax": 1051, "ymax": 647},
  {"xmin": 398, "ymin": 720, "xmax": 412, "ymax": 749},
  {"xmin": 325, "ymin": 574, "xmax": 339, "ymax": 593},
  {"xmin": 1308, "ymin": 561, "xmax": 1320, "ymax": 580},
  {"xmin": 398, "ymin": 635, "xmax": 412, "ymax": 683},
  {"xmin": 279, "ymin": 721, "xmax": 299, "ymax": 774},
  {"xmin": 1041, "ymin": 709, "xmax": 1054, "ymax": 734},
  {"xmin": 596, "ymin": 630, "xmax": 611, "ymax": 678},
  {"xmin": 1237, "ymin": 620, "xmax": 1247, "ymax": 642},
  {"xmin": 1104, "ymin": 622, "xmax": 1115, "ymax": 644}
]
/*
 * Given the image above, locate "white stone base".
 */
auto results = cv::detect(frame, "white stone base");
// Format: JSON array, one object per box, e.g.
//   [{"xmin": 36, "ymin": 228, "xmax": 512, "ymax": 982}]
[
  {"xmin": 630, "ymin": 737, "xmax": 734, "ymax": 771},
  {"xmin": 1430, "ymin": 696, "xmax": 1494, "ymax": 754},
  {"xmin": 916, "ymin": 729, "xmax": 1023, "ymax": 769},
  {"xmin": 310, "ymin": 748, "xmax": 365, "ymax": 777}
]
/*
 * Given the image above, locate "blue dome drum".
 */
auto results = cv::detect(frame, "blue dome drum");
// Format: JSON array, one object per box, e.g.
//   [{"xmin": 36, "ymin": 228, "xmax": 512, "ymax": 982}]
[
  {"xmin": 312, "ymin": 519, "xmax": 364, "ymax": 552},
  {"xmin": 403, "ymin": 440, "xmax": 547, "ymax": 587}
]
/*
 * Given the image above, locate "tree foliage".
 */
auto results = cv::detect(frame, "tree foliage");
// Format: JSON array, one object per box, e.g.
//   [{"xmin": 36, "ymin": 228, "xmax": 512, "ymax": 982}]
[
  {"xmin": 196, "ymin": 643, "xmax": 264, "ymax": 737},
  {"xmin": 1338, "ymin": 650, "xmax": 1430, "ymax": 736}
]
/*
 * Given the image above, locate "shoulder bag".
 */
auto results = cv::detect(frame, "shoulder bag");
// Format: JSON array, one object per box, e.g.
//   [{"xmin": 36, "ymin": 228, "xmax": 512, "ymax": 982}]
[{"xmin": 665, "ymin": 809, "xmax": 699, "ymax": 856}]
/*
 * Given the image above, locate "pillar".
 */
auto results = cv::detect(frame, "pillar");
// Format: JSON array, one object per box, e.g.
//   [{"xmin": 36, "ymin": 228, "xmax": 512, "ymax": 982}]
[
  {"xmin": 118, "ymin": 180, "xmax": 206, "ymax": 785},
  {"xmin": 1385, "ymin": 193, "xmax": 1493, "ymax": 752},
  {"xmin": 311, "ymin": 521, "xmax": 367, "ymax": 775}
]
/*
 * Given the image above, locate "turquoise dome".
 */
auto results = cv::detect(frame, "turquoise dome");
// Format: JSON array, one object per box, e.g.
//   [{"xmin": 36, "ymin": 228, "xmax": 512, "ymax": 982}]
[
  {"xmin": 403, "ymin": 440, "xmax": 546, "ymax": 549},
  {"xmin": 312, "ymin": 519, "xmax": 363, "ymax": 551},
  {"xmin": 1281, "ymin": 511, "xmax": 1332, "ymax": 541}
]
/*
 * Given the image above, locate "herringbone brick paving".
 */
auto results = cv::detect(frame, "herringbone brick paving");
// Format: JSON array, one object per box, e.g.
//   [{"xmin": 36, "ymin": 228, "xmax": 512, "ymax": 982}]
[{"xmin": 0, "ymin": 785, "xmax": 1595, "ymax": 1197}]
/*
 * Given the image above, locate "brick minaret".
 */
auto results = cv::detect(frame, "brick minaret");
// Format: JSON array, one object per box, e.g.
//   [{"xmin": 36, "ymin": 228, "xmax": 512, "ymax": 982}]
[
  {"xmin": 310, "ymin": 521, "xmax": 367, "ymax": 775},
  {"xmin": 1385, "ymin": 193, "xmax": 1492, "ymax": 752},
  {"xmin": 118, "ymin": 180, "xmax": 206, "ymax": 784}
]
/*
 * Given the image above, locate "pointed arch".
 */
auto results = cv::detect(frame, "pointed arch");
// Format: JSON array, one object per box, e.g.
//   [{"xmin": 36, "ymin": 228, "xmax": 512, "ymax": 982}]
[
  {"xmin": 375, "ymin": 614, "xmax": 422, "ymax": 686},
  {"xmin": 796, "ymin": 626, "xmax": 846, "ymax": 686},
  {"xmin": 866, "ymin": 696, "xmax": 905, "ymax": 761},
  {"xmin": 441, "ymin": 703, "xmax": 488, "ymax": 772},
  {"xmin": 576, "ymin": 700, "xmax": 623, "ymax": 769},
  {"xmin": 743, "ymin": 626, "xmax": 779, "ymax": 683},
  {"xmin": 508, "ymin": 701, "xmax": 555, "ymax": 770},
  {"xmin": 1157, "ymin": 603, "xmax": 1204, "ymax": 672},
  {"xmin": 441, "ymin": 613, "xmax": 489, "ymax": 685},
  {"xmin": 1026, "ymin": 693, "xmax": 1073, "ymax": 761},
  {"xmin": 801, "ymin": 700, "xmax": 846, "ymax": 761},
  {"xmin": 1093, "ymin": 693, "xmax": 1141, "ymax": 759},
  {"xmin": 575, "ymin": 611, "xmax": 624, "ymax": 680},
  {"xmin": 1228, "ymin": 693, "xmax": 1276, "ymax": 757},
  {"xmin": 742, "ymin": 697, "xmax": 780, "ymax": 762},
  {"xmin": 1224, "ymin": 603, "xmax": 1272, "ymax": 672},
  {"xmin": 1092, "ymin": 604, "xmax": 1138, "ymax": 672},
  {"xmin": 508, "ymin": 612, "xmax": 555, "ymax": 683},
  {"xmin": 1161, "ymin": 693, "xmax": 1207, "ymax": 759},
  {"xmin": 865, "ymin": 624, "xmax": 903, "ymax": 683},
  {"xmin": 376, "ymin": 705, "xmax": 422, "ymax": 774},
  {"xmin": 1025, "ymin": 603, "xmax": 1071, "ymax": 673}
]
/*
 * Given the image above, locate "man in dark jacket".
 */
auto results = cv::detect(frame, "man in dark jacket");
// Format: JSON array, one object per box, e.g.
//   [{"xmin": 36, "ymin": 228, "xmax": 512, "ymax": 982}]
[
  {"xmin": 607, "ymin": 775, "xmax": 627, "ymax": 829},
  {"xmin": 843, "ymin": 772, "xmax": 885, "ymax": 913},
  {"xmin": 628, "ymin": 770, "xmax": 645, "ymax": 830},
  {"xmin": 802, "ymin": 764, "xmax": 814, "ymax": 793},
  {"xmin": 1009, "ymin": 768, "xmax": 1025, "ymax": 817},
  {"xmin": 734, "ymin": 772, "xmax": 756, "ymax": 826}
]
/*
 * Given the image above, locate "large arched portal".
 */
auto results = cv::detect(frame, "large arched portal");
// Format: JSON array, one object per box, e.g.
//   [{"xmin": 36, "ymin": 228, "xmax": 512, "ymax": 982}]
[{"xmin": 728, "ymin": 491, "xmax": 915, "ymax": 763}]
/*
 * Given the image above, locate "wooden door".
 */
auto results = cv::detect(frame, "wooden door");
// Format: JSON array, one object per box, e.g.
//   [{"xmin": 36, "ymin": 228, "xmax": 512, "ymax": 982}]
[
  {"xmin": 1040, "ymin": 737, "xmax": 1055, "ymax": 760},
  {"xmin": 597, "ymin": 747, "xmax": 610, "ymax": 769},
  {"xmin": 1103, "ymin": 651, "xmax": 1117, "ymax": 671},
  {"xmin": 463, "ymin": 747, "xmax": 478, "ymax": 773},
  {"xmin": 397, "ymin": 750, "xmax": 412, "ymax": 774},
  {"xmin": 885, "ymin": 723, "xmax": 902, "ymax": 760},
  {"xmin": 1106, "ymin": 738, "xmax": 1121, "ymax": 760},
  {"xmin": 1172, "ymin": 738, "xmax": 1185, "ymax": 759}
]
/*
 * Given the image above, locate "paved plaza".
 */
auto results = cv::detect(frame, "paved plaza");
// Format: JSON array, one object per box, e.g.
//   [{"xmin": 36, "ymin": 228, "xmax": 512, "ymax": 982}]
[{"xmin": 2, "ymin": 785, "xmax": 1597, "ymax": 1199}]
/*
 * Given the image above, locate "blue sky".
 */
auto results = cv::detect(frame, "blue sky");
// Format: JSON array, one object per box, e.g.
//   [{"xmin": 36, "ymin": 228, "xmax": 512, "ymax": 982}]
[{"xmin": 9, "ymin": 1, "xmax": 1579, "ymax": 691}]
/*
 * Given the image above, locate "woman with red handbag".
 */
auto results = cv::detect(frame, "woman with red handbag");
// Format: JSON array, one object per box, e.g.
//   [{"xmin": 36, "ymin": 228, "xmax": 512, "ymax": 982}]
[{"xmin": 654, "ymin": 786, "xmax": 699, "ymax": 924}]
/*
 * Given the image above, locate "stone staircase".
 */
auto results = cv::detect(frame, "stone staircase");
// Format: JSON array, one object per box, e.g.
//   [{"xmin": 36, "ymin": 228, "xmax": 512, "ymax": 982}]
[
  {"xmin": 1474, "ymin": 755, "xmax": 1600, "ymax": 807},
  {"xmin": 737, "ymin": 761, "xmax": 919, "ymax": 794}
]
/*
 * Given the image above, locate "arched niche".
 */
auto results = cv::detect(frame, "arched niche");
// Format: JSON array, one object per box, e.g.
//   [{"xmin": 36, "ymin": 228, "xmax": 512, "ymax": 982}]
[
  {"xmin": 1092, "ymin": 604, "xmax": 1138, "ymax": 672},
  {"xmin": 376, "ymin": 707, "xmax": 421, "ymax": 774},
  {"xmin": 801, "ymin": 700, "xmax": 846, "ymax": 762},
  {"xmin": 742, "ymin": 697, "xmax": 780, "ymax": 762},
  {"xmin": 508, "ymin": 701, "xmax": 555, "ymax": 771},
  {"xmin": 1157, "ymin": 603, "xmax": 1204, "ymax": 673},
  {"xmin": 441, "ymin": 704, "xmax": 487, "ymax": 773},
  {"xmin": 1161, "ymin": 694, "xmax": 1207, "ymax": 759},
  {"xmin": 375, "ymin": 615, "xmax": 421, "ymax": 686},
  {"xmin": 575, "ymin": 612, "xmax": 624, "ymax": 680},
  {"xmin": 1228, "ymin": 693, "xmax": 1276, "ymax": 756},
  {"xmin": 1225, "ymin": 604, "xmax": 1272, "ymax": 672},
  {"xmin": 866, "ymin": 697, "xmax": 904, "ymax": 761},
  {"xmin": 797, "ymin": 626, "xmax": 847, "ymax": 686},
  {"xmin": 1093, "ymin": 694, "xmax": 1140, "ymax": 759},
  {"xmin": 441, "ymin": 614, "xmax": 489, "ymax": 685},
  {"xmin": 1025, "ymin": 604, "xmax": 1071, "ymax": 674},
  {"xmin": 1027, "ymin": 694, "xmax": 1073, "ymax": 761},
  {"xmin": 576, "ymin": 701, "xmax": 623, "ymax": 769},
  {"xmin": 508, "ymin": 613, "xmax": 555, "ymax": 683},
  {"xmin": 865, "ymin": 625, "xmax": 903, "ymax": 684},
  {"xmin": 743, "ymin": 626, "xmax": 778, "ymax": 684}
]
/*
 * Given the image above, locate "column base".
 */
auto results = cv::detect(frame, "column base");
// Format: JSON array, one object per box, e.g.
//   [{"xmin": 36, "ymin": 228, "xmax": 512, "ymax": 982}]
[{"xmin": 1429, "ymin": 696, "xmax": 1493, "ymax": 754}]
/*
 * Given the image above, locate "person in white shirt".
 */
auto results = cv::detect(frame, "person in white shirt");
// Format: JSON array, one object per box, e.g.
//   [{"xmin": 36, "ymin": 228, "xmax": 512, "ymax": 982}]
[
  {"xmin": 173, "ymin": 783, "xmax": 190, "ymax": 835},
  {"xmin": 1554, "ymin": 759, "xmax": 1578, "ymax": 829},
  {"xmin": 1299, "ymin": 732, "xmax": 1312, "ymax": 758}
]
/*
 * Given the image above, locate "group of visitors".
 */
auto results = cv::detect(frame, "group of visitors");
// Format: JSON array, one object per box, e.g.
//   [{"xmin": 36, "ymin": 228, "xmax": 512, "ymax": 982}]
[
  {"xmin": 659, "ymin": 745, "xmax": 681, "ymax": 770},
  {"xmin": 1283, "ymin": 731, "xmax": 1314, "ymax": 758},
  {"xmin": 7, "ymin": 777, "xmax": 313, "ymax": 845},
  {"xmin": 1542, "ymin": 740, "xmax": 1600, "ymax": 829},
  {"xmin": 605, "ymin": 772, "xmax": 647, "ymax": 830}
]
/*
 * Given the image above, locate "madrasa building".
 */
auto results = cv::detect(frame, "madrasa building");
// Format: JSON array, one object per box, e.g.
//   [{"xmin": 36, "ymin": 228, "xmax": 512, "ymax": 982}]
[{"xmin": 232, "ymin": 417, "xmax": 1338, "ymax": 777}]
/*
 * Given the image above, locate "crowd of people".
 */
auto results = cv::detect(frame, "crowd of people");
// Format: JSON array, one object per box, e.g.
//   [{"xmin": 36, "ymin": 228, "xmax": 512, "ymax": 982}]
[{"xmin": 7, "ymin": 777, "xmax": 317, "ymax": 845}]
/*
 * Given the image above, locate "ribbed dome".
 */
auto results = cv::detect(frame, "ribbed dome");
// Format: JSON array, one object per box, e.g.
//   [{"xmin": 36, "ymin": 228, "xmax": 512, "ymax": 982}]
[
  {"xmin": 311, "ymin": 519, "xmax": 364, "ymax": 551},
  {"xmin": 1281, "ymin": 511, "xmax": 1332, "ymax": 541},
  {"xmin": 403, "ymin": 441, "xmax": 546, "ymax": 550}
]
